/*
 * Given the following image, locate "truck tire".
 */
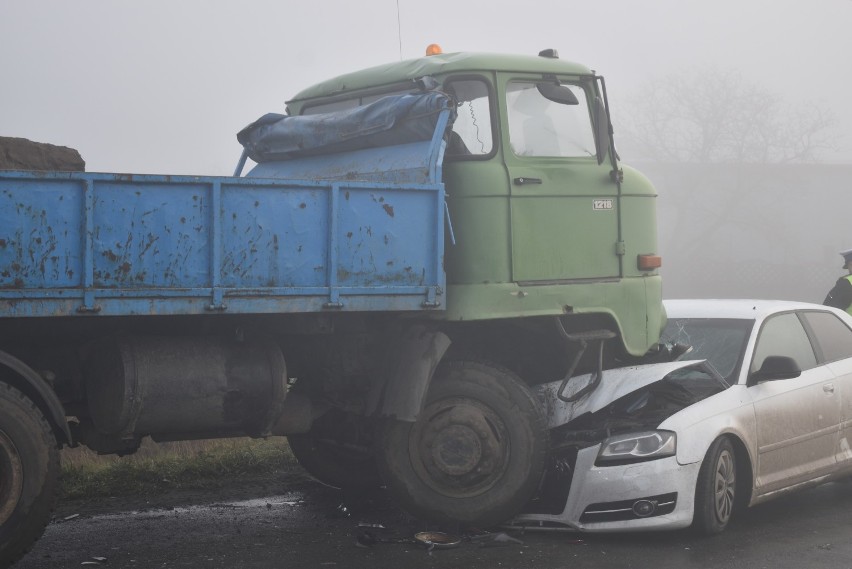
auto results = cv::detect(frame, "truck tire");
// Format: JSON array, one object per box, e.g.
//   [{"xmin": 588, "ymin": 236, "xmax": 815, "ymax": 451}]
[
  {"xmin": 693, "ymin": 436, "xmax": 737, "ymax": 535},
  {"xmin": 375, "ymin": 360, "xmax": 548, "ymax": 527},
  {"xmin": 0, "ymin": 383, "xmax": 60, "ymax": 567},
  {"xmin": 287, "ymin": 408, "xmax": 381, "ymax": 489}
]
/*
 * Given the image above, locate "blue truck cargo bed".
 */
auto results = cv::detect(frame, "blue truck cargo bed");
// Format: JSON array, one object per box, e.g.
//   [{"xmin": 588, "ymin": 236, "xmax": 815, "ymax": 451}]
[{"xmin": 0, "ymin": 170, "xmax": 445, "ymax": 317}]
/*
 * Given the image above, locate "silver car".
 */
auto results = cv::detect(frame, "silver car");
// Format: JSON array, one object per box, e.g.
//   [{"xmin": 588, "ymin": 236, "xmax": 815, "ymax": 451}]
[{"xmin": 510, "ymin": 299, "xmax": 852, "ymax": 534}]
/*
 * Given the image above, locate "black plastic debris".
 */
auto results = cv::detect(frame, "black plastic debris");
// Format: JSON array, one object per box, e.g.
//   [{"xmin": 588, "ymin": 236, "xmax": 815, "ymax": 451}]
[{"xmin": 354, "ymin": 530, "xmax": 416, "ymax": 548}]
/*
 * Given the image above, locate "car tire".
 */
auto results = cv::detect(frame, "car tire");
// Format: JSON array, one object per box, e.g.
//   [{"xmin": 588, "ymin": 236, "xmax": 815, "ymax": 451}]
[
  {"xmin": 375, "ymin": 360, "xmax": 548, "ymax": 527},
  {"xmin": 693, "ymin": 436, "xmax": 737, "ymax": 535},
  {"xmin": 0, "ymin": 383, "xmax": 60, "ymax": 567}
]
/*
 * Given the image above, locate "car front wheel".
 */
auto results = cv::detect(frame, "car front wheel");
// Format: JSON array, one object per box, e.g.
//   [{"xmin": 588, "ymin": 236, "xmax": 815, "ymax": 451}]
[{"xmin": 693, "ymin": 436, "xmax": 737, "ymax": 535}]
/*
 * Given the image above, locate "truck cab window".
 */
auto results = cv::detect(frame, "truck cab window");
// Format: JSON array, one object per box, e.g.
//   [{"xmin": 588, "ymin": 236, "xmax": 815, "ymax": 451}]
[
  {"xmin": 444, "ymin": 79, "xmax": 493, "ymax": 157},
  {"xmin": 506, "ymin": 80, "xmax": 595, "ymax": 158}
]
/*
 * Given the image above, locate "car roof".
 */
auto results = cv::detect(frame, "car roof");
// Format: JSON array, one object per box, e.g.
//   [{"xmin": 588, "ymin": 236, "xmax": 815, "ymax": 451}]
[{"xmin": 663, "ymin": 298, "xmax": 837, "ymax": 321}]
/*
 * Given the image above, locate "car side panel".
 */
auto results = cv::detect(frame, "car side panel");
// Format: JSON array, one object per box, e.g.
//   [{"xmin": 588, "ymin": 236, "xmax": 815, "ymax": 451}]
[
  {"xmin": 749, "ymin": 366, "xmax": 840, "ymax": 495},
  {"xmin": 826, "ymin": 358, "xmax": 852, "ymax": 468}
]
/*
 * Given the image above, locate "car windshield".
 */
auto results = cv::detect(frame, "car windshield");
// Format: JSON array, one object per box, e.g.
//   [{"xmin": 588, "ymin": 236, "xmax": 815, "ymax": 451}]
[{"xmin": 661, "ymin": 318, "xmax": 754, "ymax": 382}]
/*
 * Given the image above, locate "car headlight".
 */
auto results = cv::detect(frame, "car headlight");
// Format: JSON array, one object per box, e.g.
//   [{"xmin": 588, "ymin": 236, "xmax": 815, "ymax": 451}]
[{"xmin": 596, "ymin": 430, "xmax": 676, "ymax": 465}]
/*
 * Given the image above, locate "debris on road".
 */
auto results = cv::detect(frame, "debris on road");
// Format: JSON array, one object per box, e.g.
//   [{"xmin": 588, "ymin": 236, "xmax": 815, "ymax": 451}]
[
  {"xmin": 470, "ymin": 532, "xmax": 525, "ymax": 548},
  {"xmin": 414, "ymin": 531, "xmax": 462, "ymax": 550}
]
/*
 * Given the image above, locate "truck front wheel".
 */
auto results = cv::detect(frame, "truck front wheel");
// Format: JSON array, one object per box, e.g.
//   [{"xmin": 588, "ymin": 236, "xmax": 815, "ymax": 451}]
[
  {"xmin": 0, "ymin": 383, "xmax": 60, "ymax": 566},
  {"xmin": 375, "ymin": 360, "xmax": 548, "ymax": 527}
]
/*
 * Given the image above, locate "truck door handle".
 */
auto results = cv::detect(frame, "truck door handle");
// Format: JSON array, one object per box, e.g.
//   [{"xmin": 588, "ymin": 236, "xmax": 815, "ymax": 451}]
[
  {"xmin": 513, "ymin": 177, "xmax": 542, "ymax": 185},
  {"xmin": 823, "ymin": 383, "xmax": 835, "ymax": 393}
]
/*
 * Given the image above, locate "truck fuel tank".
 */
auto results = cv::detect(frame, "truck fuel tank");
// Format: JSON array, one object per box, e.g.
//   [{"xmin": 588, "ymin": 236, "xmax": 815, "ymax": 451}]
[{"xmin": 84, "ymin": 336, "xmax": 287, "ymax": 440}]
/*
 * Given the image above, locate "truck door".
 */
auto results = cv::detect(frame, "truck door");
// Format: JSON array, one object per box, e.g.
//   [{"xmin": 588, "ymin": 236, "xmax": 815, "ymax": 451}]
[{"xmin": 499, "ymin": 74, "xmax": 620, "ymax": 283}]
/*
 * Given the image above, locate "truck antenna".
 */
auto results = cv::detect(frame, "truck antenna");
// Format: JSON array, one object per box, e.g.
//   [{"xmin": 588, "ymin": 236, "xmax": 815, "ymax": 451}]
[{"xmin": 396, "ymin": 0, "xmax": 403, "ymax": 59}]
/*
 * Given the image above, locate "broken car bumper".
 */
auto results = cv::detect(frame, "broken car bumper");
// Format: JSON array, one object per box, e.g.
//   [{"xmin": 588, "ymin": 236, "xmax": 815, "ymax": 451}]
[{"xmin": 510, "ymin": 443, "xmax": 701, "ymax": 532}]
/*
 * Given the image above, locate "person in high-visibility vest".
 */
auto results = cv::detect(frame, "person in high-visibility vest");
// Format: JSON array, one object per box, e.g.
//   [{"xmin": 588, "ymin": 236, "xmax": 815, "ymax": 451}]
[{"xmin": 823, "ymin": 249, "xmax": 852, "ymax": 314}]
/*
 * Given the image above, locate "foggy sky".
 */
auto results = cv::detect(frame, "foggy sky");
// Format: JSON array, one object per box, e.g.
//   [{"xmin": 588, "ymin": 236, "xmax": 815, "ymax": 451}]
[{"xmin": 1, "ymin": 0, "xmax": 850, "ymax": 175}]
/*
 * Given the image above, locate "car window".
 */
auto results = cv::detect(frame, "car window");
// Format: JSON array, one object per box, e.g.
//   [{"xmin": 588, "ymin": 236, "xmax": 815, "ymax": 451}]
[
  {"xmin": 661, "ymin": 318, "xmax": 752, "ymax": 382},
  {"xmin": 750, "ymin": 312, "xmax": 817, "ymax": 374},
  {"xmin": 800, "ymin": 310, "xmax": 852, "ymax": 363}
]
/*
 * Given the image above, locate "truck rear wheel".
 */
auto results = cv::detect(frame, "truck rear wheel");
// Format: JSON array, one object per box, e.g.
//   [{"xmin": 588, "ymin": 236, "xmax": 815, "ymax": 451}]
[
  {"xmin": 0, "ymin": 383, "xmax": 60, "ymax": 566},
  {"xmin": 375, "ymin": 360, "xmax": 548, "ymax": 527},
  {"xmin": 287, "ymin": 408, "xmax": 381, "ymax": 490}
]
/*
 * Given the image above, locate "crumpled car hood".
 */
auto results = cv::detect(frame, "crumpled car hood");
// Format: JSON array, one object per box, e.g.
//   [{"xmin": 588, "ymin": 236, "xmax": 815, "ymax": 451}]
[{"xmin": 536, "ymin": 360, "xmax": 706, "ymax": 429}]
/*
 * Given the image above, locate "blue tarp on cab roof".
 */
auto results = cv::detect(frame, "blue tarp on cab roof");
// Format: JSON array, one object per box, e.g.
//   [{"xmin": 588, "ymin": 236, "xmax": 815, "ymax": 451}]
[{"xmin": 237, "ymin": 91, "xmax": 453, "ymax": 163}]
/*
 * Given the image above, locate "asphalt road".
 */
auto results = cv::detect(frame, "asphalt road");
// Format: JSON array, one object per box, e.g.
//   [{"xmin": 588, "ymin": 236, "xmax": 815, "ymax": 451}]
[{"xmin": 14, "ymin": 479, "xmax": 852, "ymax": 569}]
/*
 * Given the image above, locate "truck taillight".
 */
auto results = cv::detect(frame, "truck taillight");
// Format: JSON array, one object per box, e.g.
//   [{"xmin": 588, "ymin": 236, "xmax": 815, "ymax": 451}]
[
  {"xmin": 426, "ymin": 44, "xmax": 443, "ymax": 56},
  {"xmin": 638, "ymin": 254, "xmax": 662, "ymax": 271}
]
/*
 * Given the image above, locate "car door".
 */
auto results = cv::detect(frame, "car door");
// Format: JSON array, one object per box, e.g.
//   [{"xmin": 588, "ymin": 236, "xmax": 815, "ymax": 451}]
[
  {"xmin": 749, "ymin": 311, "xmax": 841, "ymax": 495},
  {"xmin": 799, "ymin": 310, "xmax": 852, "ymax": 468}
]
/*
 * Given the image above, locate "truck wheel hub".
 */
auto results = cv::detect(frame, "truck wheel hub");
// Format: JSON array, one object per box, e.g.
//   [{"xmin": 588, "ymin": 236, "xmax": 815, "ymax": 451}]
[
  {"xmin": 430, "ymin": 424, "xmax": 482, "ymax": 475},
  {"xmin": 412, "ymin": 399, "xmax": 509, "ymax": 497}
]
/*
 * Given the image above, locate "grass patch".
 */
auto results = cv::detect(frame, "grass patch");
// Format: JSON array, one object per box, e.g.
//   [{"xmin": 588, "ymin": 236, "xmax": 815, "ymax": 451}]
[{"xmin": 60, "ymin": 437, "xmax": 308, "ymax": 500}]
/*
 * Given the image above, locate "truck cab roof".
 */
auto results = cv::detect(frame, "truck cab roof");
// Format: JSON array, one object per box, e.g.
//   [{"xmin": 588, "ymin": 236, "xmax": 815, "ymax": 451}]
[{"xmin": 287, "ymin": 51, "xmax": 595, "ymax": 109}]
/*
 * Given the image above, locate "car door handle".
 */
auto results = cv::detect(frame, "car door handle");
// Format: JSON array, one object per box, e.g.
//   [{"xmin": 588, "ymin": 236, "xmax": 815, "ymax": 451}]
[{"xmin": 823, "ymin": 383, "xmax": 835, "ymax": 393}]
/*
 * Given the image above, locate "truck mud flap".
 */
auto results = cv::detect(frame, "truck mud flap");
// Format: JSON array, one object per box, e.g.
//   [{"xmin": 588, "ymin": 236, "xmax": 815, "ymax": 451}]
[
  {"xmin": 0, "ymin": 351, "xmax": 71, "ymax": 446},
  {"xmin": 367, "ymin": 325, "xmax": 450, "ymax": 422}
]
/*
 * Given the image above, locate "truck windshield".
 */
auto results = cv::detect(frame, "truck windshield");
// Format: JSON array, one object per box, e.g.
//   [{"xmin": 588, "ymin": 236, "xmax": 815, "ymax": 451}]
[
  {"xmin": 506, "ymin": 81, "xmax": 595, "ymax": 158},
  {"xmin": 298, "ymin": 78, "xmax": 494, "ymax": 159}
]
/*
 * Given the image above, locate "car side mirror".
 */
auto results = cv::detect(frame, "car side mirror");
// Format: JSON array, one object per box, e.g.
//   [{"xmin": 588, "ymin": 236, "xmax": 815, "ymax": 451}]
[{"xmin": 750, "ymin": 355, "xmax": 802, "ymax": 383}]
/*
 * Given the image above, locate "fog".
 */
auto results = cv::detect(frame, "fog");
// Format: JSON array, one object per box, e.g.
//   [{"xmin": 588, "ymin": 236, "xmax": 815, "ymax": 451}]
[
  {"xmin": 3, "ymin": 0, "xmax": 849, "ymax": 173},
  {"xmin": 2, "ymin": 0, "xmax": 851, "ymax": 301}
]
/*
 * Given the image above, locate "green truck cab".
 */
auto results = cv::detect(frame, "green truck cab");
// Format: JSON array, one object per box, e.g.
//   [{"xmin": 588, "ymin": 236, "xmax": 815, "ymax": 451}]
[{"xmin": 288, "ymin": 49, "xmax": 663, "ymax": 355}]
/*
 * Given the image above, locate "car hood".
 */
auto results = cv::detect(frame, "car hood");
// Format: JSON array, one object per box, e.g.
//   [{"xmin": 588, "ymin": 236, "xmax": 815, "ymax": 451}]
[{"xmin": 536, "ymin": 360, "xmax": 706, "ymax": 429}]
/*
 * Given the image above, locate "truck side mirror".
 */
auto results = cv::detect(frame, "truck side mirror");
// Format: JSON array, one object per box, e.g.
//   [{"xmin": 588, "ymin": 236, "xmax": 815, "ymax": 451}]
[
  {"xmin": 535, "ymin": 81, "xmax": 579, "ymax": 106},
  {"xmin": 750, "ymin": 355, "xmax": 802, "ymax": 384},
  {"xmin": 593, "ymin": 96, "xmax": 611, "ymax": 165}
]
